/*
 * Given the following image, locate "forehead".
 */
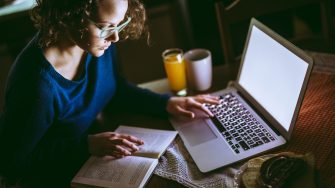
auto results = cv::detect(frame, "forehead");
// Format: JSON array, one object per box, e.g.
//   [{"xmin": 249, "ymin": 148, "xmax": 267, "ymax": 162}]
[{"xmin": 94, "ymin": 0, "xmax": 128, "ymax": 24}]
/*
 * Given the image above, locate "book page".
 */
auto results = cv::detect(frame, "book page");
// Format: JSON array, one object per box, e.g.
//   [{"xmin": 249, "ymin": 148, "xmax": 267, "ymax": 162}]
[
  {"xmin": 116, "ymin": 125, "xmax": 177, "ymax": 158},
  {"xmin": 71, "ymin": 156, "xmax": 157, "ymax": 188}
]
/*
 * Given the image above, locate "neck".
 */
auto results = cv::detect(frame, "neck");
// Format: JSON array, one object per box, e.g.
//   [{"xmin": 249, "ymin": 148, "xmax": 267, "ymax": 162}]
[
  {"xmin": 44, "ymin": 33, "xmax": 86, "ymax": 66},
  {"xmin": 43, "ymin": 34, "xmax": 88, "ymax": 80},
  {"xmin": 53, "ymin": 34, "xmax": 85, "ymax": 58}
]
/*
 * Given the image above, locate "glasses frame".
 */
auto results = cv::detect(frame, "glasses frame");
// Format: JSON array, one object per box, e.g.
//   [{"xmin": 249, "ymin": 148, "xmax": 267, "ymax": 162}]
[{"xmin": 87, "ymin": 17, "xmax": 132, "ymax": 39}]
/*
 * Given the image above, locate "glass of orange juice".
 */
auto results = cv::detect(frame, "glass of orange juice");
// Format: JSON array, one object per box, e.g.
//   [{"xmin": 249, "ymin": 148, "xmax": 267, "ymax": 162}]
[{"xmin": 162, "ymin": 48, "xmax": 187, "ymax": 96}]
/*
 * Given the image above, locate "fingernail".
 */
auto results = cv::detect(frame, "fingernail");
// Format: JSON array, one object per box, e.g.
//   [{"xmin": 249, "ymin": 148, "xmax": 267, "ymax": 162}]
[{"xmin": 133, "ymin": 145, "xmax": 139, "ymax": 151}]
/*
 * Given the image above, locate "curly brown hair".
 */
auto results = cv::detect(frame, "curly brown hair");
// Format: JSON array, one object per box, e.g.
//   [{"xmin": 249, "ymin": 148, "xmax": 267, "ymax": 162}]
[{"xmin": 30, "ymin": 0, "xmax": 149, "ymax": 48}]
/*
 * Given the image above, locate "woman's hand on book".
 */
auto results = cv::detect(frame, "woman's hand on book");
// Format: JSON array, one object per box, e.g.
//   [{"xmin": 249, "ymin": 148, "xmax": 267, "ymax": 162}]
[
  {"xmin": 88, "ymin": 132, "xmax": 144, "ymax": 158},
  {"xmin": 167, "ymin": 94, "xmax": 220, "ymax": 118}
]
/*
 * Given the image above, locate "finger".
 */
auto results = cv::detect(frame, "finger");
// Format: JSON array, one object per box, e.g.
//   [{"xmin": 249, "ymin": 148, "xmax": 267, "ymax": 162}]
[
  {"xmin": 200, "ymin": 104, "xmax": 214, "ymax": 117},
  {"xmin": 202, "ymin": 97, "xmax": 220, "ymax": 105},
  {"xmin": 176, "ymin": 105, "xmax": 195, "ymax": 118},
  {"xmin": 110, "ymin": 151, "xmax": 125, "ymax": 159},
  {"xmin": 112, "ymin": 145, "xmax": 132, "ymax": 155},
  {"xmin": 199, "ymin": 94, "xmax": 219, "ymax": 99},
  {"xmin": 119, "ymin": 134, "xmax": 144, "ymax": 145},
  {"xmin": 105, "ymin": 148, "xmax": 130, "ymax": 157},
  {"xmin": 196, "ymin": 95, "xmax": 220, "ymax": 104},
  {"xmin": 190, "ymin": 102, "xmax": 214, "ymax": 117},
  {"xmin": 114, "ymin": 154, "xmax": 125, "ymax": 159},
  {"xmin": 107, "ymin": 132, "xmax": 118, "ymax": 137},
  {"xmin": 111, "ymin": 138, "xmax": 140, "ymax": 151}
]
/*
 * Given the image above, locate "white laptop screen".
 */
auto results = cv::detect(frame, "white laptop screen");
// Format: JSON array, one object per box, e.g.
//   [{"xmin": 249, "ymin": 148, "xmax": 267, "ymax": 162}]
[{"xmin": 238, "ymin": 26, "xmax": 308, "ymax": 131}]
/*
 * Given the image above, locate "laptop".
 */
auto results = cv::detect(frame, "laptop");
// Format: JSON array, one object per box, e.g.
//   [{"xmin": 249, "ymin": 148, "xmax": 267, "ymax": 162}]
[{"xmin": 170, "ymin": 18, "xmax": 313, "ymax": 172}]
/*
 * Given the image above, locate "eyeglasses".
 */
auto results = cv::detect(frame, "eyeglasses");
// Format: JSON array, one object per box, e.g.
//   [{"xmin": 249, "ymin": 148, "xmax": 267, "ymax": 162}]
[{"xmin": 87, "ymin": 17, "xmax": 132, "ymax": 39}]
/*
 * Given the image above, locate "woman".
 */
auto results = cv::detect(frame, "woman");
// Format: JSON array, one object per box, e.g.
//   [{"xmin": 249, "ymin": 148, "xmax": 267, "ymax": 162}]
[{"xmin": 0, "ymin": 0, "xmax": 219, "ymax": 187}]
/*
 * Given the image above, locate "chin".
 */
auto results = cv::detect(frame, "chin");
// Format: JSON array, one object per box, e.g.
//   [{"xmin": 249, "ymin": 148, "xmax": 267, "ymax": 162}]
[{"xmin": 90, "ymin": 49, "xmax": 105, "ymax": 57}]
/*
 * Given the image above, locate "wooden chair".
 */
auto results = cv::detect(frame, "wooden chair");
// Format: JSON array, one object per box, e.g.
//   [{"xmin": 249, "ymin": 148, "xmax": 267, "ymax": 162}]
[{"xmin": 215, "ymin": 0, "xmax": 335, "ymax": 64}]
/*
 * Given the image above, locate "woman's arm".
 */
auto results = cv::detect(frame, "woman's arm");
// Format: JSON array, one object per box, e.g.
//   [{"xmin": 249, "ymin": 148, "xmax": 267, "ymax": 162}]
[
  {"xmin": 0, "ymin": 79, "xmax": 88, "ymax": 179},
  {"xmin": 108, "ymin": 46, "xmax": 219, "ymax": 118},
  {"xmin": 0, "ymin": 79, "xmax": 56, "ymax": 177}
]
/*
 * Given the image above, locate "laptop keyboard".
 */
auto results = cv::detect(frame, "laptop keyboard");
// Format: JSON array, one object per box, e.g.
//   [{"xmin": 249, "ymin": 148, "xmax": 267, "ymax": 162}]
[{"xmin": 206, "ymin": 93, "xmax": 276, "ymax": 154}]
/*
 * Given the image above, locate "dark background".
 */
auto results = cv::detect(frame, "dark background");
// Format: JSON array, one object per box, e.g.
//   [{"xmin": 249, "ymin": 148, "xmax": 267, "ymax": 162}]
[{"xmin": 1, "ymin": 0, "xmax": 335, "ymax": 103}]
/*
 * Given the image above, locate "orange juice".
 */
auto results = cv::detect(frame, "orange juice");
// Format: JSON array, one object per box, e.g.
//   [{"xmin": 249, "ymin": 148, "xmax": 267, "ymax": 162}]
[{"xmin": 163, "ymin": 51, "xmax": 187, "ymax": 95}]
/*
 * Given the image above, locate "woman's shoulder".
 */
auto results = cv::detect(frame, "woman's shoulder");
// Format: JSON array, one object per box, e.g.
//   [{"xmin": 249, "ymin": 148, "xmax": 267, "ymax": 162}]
[
  {"xmin": 9, "ymin": 34, "xmax": 51, "ymax": 80},
  {"xmin": 16, "ymin": 33, "xmax": 42, "ymax": 61},
  {"xmin": 6, "ymin": 35, "xmax": 55, "ymax": 95}
]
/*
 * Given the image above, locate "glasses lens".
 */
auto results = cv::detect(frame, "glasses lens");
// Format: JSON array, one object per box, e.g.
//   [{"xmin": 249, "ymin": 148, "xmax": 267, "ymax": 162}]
[{"xmin": 97, "ymin": 17, "xmax": 131, "ymax": 38}]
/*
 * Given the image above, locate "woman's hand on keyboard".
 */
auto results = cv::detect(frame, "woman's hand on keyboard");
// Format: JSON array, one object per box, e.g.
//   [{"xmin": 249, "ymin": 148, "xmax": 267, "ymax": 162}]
[{"xmin": 166, "ymin": 94, "xmax": 220, "ymax": 118}]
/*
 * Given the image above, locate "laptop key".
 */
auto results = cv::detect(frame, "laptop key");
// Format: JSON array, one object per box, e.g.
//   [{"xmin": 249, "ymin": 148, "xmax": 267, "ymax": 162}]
[
  {"xmin": 247, "ymin": 140, "xmax": 254, "ymax": 145},
  {"xmin": 211, "ymin": 117, "xmax": 227, "ymax": 132},
  {"xmin": 230, "ymin": 129, "xmax": 236, "ymax": 134},
  {"xmin": 258, "ymin": 133, "xmax": 265, "ymax": 137},
  {"xmin": 253, "ymin": 137, "xmax": 260, "ymax": 141},
  {"xmin": 239, "ymin": 141, "xmax": 250, "ymax": 150},
  {"xmin": 223, "ymin": 132, "xmax": 230, "ymax": 137},
  {"xmin": 209, "ymin": 92, "xmax": 277, "ymax": 153},
  {"xmin": 261, "ymin": 137, "xmax": 270, "ymax": 143},
  {"xmin": 251, "ymin": 142, "xmax": 262, "ymax": 148}
]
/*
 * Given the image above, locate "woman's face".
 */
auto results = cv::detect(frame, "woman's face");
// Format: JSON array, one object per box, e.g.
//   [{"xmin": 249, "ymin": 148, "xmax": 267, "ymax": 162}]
[{"xmin": 70, "ymin": 0, "xmax": 128, "ymax": 57}]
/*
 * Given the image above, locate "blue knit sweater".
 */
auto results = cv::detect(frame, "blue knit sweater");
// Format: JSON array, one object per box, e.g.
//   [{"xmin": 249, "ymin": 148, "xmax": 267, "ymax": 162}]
[{"xmin": 0, "ymin": 34, "xmax": 170, "ymax": 187}]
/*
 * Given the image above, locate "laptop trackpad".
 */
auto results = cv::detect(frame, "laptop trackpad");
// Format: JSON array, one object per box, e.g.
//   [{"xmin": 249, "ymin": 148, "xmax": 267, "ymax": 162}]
[{"xmin": 179, "ymin": 119, "xmax": 217, "ymax": 146}]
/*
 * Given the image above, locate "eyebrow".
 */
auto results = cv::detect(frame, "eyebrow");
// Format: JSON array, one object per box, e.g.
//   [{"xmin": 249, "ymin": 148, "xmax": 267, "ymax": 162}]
[
  {"xmin": 96, "ymin": 21, "xmax": 117, "ymax": 28},
  {"xmin": 97, "ymin": 16, "xmax": 127, "ymax": 27},
  {"xmin": 90, "ymin": 16, "xmax": 129, "ymax": 28}
]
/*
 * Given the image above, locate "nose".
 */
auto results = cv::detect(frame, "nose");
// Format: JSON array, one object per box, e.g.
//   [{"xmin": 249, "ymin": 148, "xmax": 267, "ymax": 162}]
[{"xmin": 105, "ymin": 31, "xmax": 120, "ymax": 43}]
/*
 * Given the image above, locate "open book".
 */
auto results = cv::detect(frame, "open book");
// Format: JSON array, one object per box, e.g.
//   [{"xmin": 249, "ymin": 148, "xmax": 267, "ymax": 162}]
[{"xmin": 71, "ymin": 125, "xmax": 177, "ymax": 188}]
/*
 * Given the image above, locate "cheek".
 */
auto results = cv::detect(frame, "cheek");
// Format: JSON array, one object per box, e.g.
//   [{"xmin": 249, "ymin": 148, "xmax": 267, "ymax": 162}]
[
  {"xmin": 92, "ymin": 50, "xmax": 106, "ymax": 57},
  {"xmin": 79, "ymin": 32, "xmax": 101, "ymax": 49},
  {"xmin": 82, "ymin": 34, "xmax": 106, "ymax": 57},
  {"xmin": 70, "ymin": 28, "xmax": 106, "ymax": 56}
]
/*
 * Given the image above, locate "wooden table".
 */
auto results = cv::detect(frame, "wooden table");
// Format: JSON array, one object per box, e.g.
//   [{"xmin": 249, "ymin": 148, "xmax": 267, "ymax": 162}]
[{"xmin": 104, "ymin": 53, "xmax": 335, "ymax": 187}]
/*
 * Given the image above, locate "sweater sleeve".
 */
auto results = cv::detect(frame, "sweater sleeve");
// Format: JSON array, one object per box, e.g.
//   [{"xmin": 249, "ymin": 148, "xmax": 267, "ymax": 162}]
[
  {"xmin": 108, "ymin": 46, "xmax": 171, "ymax": 117},
  {"xmin": 112, "ymin": 77, "xmax": 171, "ymax": 117},
  {"xmin": 0, "ymin": 78, "xmax": 89, "ymax": 179}
]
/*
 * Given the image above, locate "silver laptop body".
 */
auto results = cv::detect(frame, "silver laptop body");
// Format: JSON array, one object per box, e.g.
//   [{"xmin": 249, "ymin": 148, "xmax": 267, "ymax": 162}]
[{"xmin": 170, "ymin": 18, "xmax": 313, "ymax": 172}]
